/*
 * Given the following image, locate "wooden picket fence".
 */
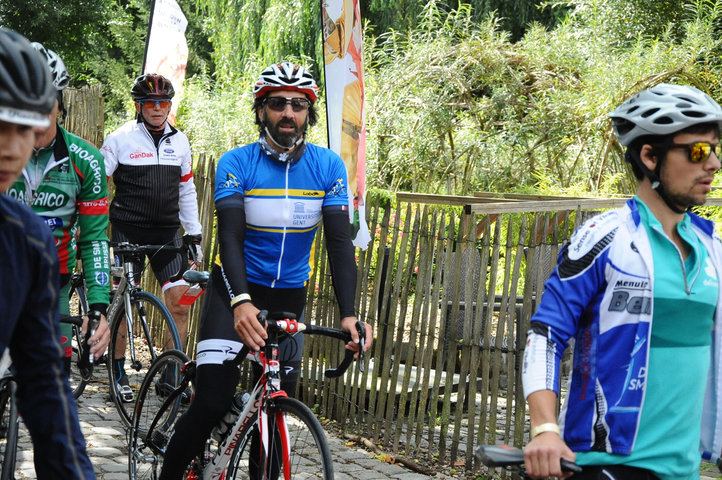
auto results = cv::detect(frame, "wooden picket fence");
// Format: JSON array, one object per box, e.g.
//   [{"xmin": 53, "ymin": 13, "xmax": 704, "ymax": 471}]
[{"xmin": 290, "ymin": 193, "xmax": 624, "ymax": 470}]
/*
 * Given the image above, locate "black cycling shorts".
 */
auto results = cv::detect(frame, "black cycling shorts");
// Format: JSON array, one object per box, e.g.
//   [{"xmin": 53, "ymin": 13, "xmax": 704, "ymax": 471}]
[
  {"xmin": 110, "ymin": 222, "xmax": 184, "ymax": 289},
  {"xmin": 195, "ymin": 264, "xmax": 306, "ymax": 367}
]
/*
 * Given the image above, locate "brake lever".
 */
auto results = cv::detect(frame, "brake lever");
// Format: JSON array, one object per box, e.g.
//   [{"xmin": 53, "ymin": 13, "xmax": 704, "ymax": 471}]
[{"xmin": 355, "ymin": 321, "xmax": 366, "ymax": 373}]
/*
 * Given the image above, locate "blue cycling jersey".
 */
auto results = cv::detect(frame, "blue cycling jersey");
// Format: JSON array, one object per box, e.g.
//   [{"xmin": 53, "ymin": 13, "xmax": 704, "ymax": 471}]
[
  {"xmin": 522, "ymin": 198, "xmax": 722, "ymax": 464},
  {"xmin": 215, "ymin": 142, "xmax": 349, "ymax": 288}
]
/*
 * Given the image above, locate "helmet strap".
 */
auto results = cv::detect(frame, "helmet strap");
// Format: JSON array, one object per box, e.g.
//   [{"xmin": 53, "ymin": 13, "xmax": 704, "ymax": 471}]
[
  {"xmin": 136, "ymin": 111, "xmax": 166, "ymax": 133},
  {"xmin": 631, "ymin": 149, "xmax": 688, "ymax": 214},
  {"xmin": 263, "ymin": 126, "xmax": 304, "ymax": 152}
]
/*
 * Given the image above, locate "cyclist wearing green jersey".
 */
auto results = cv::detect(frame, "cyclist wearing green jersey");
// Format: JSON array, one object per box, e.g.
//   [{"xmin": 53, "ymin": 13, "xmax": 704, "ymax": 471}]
[
  {"xmin": 6, "ymin": 42, "xmax": 110, "ymax": 370},
  {"xmin": 0, "ymin": 27, "xmax": 96, "ymax": 479}
]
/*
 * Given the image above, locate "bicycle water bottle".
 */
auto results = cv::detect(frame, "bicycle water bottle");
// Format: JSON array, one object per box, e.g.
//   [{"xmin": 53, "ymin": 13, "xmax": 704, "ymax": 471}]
[{"xmin": 211, "ymin": 392, "xmax": 250, "ymax": 441}]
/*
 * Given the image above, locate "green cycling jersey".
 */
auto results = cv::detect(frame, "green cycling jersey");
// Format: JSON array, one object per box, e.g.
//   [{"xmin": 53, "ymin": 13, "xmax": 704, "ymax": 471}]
[{"xmin": 6, "ymin": 125, "xmax": 110, "ymax": 312}]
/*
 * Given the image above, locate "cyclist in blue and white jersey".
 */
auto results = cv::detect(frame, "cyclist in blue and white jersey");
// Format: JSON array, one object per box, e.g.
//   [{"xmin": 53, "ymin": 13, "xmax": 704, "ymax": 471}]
[
  {"xmin": 522, "ymin": 84, "xmax": 722, "ymax": 479},
  {"xmin": 159, "ymin": 61, "xmax": 373, "ymax": 479},
  {"xmin": 0, "ymin": 27, "xmax": 95, "ymax": 479}
]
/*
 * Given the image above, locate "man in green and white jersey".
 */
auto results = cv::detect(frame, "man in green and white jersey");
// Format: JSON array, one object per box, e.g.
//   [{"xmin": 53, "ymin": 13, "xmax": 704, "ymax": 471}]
[{"xmin": 6, "ymin": 43, "xmax": 110, "ymax": 370}]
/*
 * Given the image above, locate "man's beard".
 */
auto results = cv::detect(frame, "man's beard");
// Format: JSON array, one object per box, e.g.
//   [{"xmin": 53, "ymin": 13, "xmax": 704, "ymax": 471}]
[{"xmin": 265, "ymin": 117, "xmax": 307, "ymax": 150}]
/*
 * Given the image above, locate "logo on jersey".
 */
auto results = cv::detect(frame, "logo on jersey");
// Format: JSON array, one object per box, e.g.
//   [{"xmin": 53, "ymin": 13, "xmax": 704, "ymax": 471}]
[
  {"xmin": 129, "ymin": 150, "xmax": 154, "ymax": 159},
  {"xmin": 43, "ymin": 217, "xmax": 63, "ymax": 231},
  {"xmin": 34, "ymin": 191, "xmax": 67, "ymax": 208},
  {"xmin": 221, "ymin": 173, "xmax": 240, "ymax": 189},
  {"xmin": 95, "ymin": 271, "xmax": 110, "ymax": 287},
  {"xmin": 328, "ymin": 178, "xmax": 347, "ymax": 198}
]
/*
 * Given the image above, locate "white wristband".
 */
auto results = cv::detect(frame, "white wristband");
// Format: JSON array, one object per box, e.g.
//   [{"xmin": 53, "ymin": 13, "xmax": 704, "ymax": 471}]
[
  {"xmin": 230, "ymin": 293, "xmax": 251, "ymax": 309},
  {"xmin": 531, "ymin": 423, "xmax": 560, "ymax": 438}
]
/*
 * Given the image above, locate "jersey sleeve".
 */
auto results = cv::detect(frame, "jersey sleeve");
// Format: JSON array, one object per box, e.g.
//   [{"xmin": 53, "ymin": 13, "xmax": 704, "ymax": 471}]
[
  {"xmin": 522, "ymin": 218, "xmax": 614, "ymax": 398},
  {"xmin": 322, "ymin": 152, "xmax": 350, "ymax": 208},
  {"xmin": 74, "ymin": 143, "xmax": 111, "ymax": 310},
  {"xmin": 100, "ymin": 133, "xmax": 118, "ymax": 177},
  {"xmin": 9, "ymin": 210, "xmax": 96, "ymax": 479},
  {"xmin": 177, "ymin": 135, "xmax": 202, "ymax": 236},
  {"xmin": 215, "ymin": 148, "xmax": 246, "ymax": 202}
]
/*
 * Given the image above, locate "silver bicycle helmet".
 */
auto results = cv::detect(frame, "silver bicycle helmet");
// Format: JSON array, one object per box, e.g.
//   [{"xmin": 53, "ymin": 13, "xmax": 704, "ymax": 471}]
[
  {"xmin": 30, "ymin": 42, "xmax": 69, "ymax": 92},
  {"xmin": 253, "ymin": 62, "xmax": 319, "ymax": 102},
  {"xmin": 0, "ymin": 28, "xmax": 55, "ymax": 127},
  {"xmin": 610, "ymin": 83, "xmax": 722, "ymax": 146}
]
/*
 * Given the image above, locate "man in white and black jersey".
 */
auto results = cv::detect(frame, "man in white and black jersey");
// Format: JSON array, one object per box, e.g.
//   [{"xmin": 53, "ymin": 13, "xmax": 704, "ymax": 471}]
[
  {"xmin": 158, "ymin": 61, "xmax": 373, "ymax": 479},
  {"xmin": 100, "ymin": 73, "xmax": 203, "ymax": 403}
]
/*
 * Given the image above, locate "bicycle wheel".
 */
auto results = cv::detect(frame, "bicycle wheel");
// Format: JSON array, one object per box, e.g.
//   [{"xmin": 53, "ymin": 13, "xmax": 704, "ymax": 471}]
[
  {"xmin": 227, "ymin": 396, "xmax": 333, "ymax": 480},
  {"xmin": 68, "ymin": 274, "xmax": 91, "ymax": 399},
  {"xmin": 108, "ymin": 290, "xmax": 181, "ymax": 427},
  {"xmin": 128, "ymin": 349, "xmax": 190, "ymax": 480},
  {"xmin": 0, "ymin": 379, "xmax": 19, "ymax": 480}
]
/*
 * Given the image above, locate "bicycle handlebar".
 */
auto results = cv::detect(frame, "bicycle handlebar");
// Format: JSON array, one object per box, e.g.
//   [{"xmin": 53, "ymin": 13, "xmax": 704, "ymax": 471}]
[
  {"xmin": 110, "ymin": 242, "xmax": 182, "ymax": 257},
  {"xmin": 475, "ymin": 445, "xmax": 582, "ymax": 474},
  {"xmin": 222, "ymin": 310, "xmax": 366, "ymax": 378},
  {"xmin": 60, "ymin": 315, "xmax": 83, "ymax": 327}
]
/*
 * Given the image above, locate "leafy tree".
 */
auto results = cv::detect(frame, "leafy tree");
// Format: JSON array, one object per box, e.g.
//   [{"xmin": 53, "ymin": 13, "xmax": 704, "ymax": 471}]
[
  {"xmin": 361, "ymin": 0, "xmax": 722, "ymax": 195},
  {"xmin": 1, "ymin": 0, "xmax": 213, "ymax": 130},
  {"xmin": 362, "ymin": 0, "xmax": 567, "ymax": 41},
  {"xmin": 196, "ymin": 0, "xmax": 322, "ymax": 81}
]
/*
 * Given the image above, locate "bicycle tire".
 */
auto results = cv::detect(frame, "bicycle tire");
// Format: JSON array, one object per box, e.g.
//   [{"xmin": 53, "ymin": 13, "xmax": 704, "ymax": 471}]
[
  {"xmin": 68, "ymin": 274, "xmax": 90, "ymax": 399},
  {"xmin": 227, "ymin": 396, "xmax": 333, "ymax": 480},
  {"xmin": 0, "ymin": 379, "xmax": 19, "ymax": 480},
  {"xmin": 128, "ymin": 349, "xmax": 190, "ymax": 480},
  {"xmin": 108, "ymin": 290, "xmax": 181, "ymax": 427}
]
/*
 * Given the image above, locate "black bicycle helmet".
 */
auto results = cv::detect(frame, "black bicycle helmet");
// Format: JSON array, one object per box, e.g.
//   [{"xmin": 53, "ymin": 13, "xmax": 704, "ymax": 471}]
[
  {"xmin": 0, "ymin": 28, "xmax": 55, "ymax": 127},
  {"xmin": 131, "ymin": 73, "xmax": 175, "ymax": 100},
  {"xmin": 30, "ymin": 42, "xmax": 70, "ymax": 92}
]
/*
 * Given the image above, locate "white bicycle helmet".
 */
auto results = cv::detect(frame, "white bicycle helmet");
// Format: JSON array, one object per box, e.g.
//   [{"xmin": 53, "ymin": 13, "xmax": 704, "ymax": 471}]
[
  {"xmin": 253, "ymin": 62, "xmax": 319, "ymax": 103},
  {"xmin": 30, "ymin": 42, "xmax": 69, "ymax": 92},
  {"xmin": 610, "ymin": 83, "xmax": 722, "ymax": 146}
]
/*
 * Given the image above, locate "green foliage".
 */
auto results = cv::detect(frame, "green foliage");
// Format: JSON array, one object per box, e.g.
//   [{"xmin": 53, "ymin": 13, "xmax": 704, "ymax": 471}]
[
  {"xmin": 363, "ymin": 0, "xmax": 722, "ymax": 196},
  {"xmin": 195, "ymin": 0, "xmax": 323, "ymax": 82},
  {"xmin": 2, "ymin": 0, "xmax": 213, "ymax": 132},
  {"xmin": 363, "ymin": 0, "xmax": 566, "ymax": 41}
]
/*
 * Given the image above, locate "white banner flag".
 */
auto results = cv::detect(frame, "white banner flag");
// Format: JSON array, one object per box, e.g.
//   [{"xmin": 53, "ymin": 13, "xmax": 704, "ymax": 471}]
[
  {"xmin": 322, "ymin": 0, "xmax": 371, "ymax": 249},
  {"xmin": 143, "ymin": 0, "xmax": 188, "ymax": 125}
]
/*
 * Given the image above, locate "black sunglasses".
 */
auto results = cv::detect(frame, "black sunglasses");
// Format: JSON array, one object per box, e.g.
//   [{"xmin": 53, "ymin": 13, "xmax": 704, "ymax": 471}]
[
  {"xmin": 665, "ymin": 141, "xmax": 722, "ymax": 163},
  {"xmin": 265, "ymin": 97, "xmax": 311, "ymax": 113}
]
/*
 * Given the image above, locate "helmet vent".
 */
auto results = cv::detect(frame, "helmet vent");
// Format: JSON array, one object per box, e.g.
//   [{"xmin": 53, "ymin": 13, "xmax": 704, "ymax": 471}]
[
  {"xmin": 682, "ymin": 110, "xmax": 706, "ymax": 118},
  {"xmin": 653, "ymin": 116, "xmax": 674, "ymax": 125},
  {"xmin": 640, "ymin": 108, "xmax": 660, "ymax": 118}
]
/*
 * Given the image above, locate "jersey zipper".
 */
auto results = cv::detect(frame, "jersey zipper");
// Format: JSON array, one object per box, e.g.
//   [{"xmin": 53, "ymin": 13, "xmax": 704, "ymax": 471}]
[
  {"xmin": 272, "ymin": 162, "xmax": 292, "ymax": 287},
  {"xmin": 651, "ymin": 224, "xmax": 699, "ymax": 294}
]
